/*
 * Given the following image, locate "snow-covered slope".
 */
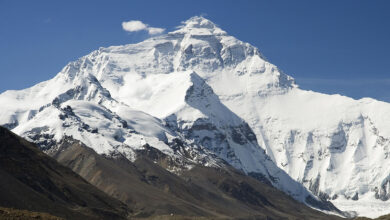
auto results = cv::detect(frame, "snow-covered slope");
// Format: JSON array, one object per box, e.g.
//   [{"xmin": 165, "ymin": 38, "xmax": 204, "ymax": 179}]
[{"xmin": 1, "ymin": 16, "xmax": 388, "ymax": 217}]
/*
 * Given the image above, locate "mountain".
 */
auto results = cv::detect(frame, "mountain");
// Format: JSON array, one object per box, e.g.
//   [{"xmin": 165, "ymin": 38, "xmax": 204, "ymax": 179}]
[
  {"xmin": 0, "ymin": 22, "xmax": 324, "ymax": 211},
  {"xmin": 0, "ymin": 126, "xmax": 342, "ymax": 219},
  {"xmin": 0, "ymin": 16, "xmax": 388, "ymax": 217},
  {"xmin": 49, "ymin": 136, "xmax": 342, "ymax": 219},
  {"xmin": 0, "ymin": 126, "xmax": 129, "ymax": 219}
]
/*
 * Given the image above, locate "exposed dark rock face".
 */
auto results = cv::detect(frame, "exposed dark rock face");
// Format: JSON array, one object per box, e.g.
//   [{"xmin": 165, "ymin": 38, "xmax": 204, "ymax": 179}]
[
  {"xmin": 231, "ymin": 123, "xmax": 258, "ymax": 145},
  {"xmin": 0, "ymin": 126, "xmax": 129, "ymax": 220},
  {"xmin": 49, "ymin": 137, "xmax": 343, "ymax": 220},
  {"xmin": 352, "ymin": 193, "xmax": 359, "ymax": 201},
  {"xmin": 374, "ymin": 179, "xmax": 390, "ymax": 201},
  {"xmin": 2, "ymin": 121, "xmax": 18, "ymax": 130}
]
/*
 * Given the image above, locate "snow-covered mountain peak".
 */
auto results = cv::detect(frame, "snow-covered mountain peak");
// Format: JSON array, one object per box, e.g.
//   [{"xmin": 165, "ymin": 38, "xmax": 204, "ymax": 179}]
[
  {"xmin": 170, "ymin": 16, "xmax": 227, "ymax": 36},
  {"xmin": 52, "ymin": 17, "xmax": 295, "ymax": 109},
  {"xmin": 5, "ymin": 16, "xmax": 390, "ymax": 217}
]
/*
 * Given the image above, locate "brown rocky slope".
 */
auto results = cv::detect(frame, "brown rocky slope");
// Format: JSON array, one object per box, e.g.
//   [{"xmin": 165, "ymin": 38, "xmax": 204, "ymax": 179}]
[
  {"xmin": 51, "ymin": 137, "xmax": 344, "ymax": 219},
  {"xmin": 0, "ymin": 126, "xmax": 129, "ymax": 219}
]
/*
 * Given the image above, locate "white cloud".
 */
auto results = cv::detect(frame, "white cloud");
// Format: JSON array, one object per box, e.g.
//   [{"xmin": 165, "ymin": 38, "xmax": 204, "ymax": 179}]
[
  {"xmin": 122, "ymin": 20, "xmax": 148, "ymax": 32},
  {"xmin": 122, "ymin": 20, "xmax": 165, "ymax": 35},
  {"xmin": 147, "ymin": 27, "xmax": 165, "ymax": 35}
]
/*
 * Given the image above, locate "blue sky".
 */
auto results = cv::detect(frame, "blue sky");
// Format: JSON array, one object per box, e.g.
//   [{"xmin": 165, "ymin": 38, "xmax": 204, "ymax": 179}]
[{"xmin": 1, "ymin": 0, "xmax": 390, "ymax": 101}]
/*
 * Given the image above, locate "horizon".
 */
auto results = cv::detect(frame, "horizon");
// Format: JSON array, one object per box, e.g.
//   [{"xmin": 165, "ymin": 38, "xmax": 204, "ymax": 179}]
[{"xmin": 1, "ymin": 0, "xmax": 390, "ymax": 101}]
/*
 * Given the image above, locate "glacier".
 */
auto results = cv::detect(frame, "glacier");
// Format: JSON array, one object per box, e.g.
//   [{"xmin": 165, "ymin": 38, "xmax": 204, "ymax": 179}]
[{"xmin": 1, "ymin": 16, "xmax": 390, "ymax": 217}]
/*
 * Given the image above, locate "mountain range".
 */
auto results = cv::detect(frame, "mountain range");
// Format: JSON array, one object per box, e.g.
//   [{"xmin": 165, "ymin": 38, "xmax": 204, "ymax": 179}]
[
  {"xmin": 1, "ymin": 16, "xmax": 389, "ymax": 218},
  {"xmin": 0, "ymin": 125, "xmax": 343, "ymax": 219}
]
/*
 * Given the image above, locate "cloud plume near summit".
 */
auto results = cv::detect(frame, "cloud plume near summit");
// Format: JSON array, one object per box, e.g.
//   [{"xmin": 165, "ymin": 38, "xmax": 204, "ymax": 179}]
[{"xmin": 122, "ymin": 20, "xmax": 164, "ymax": 35}]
